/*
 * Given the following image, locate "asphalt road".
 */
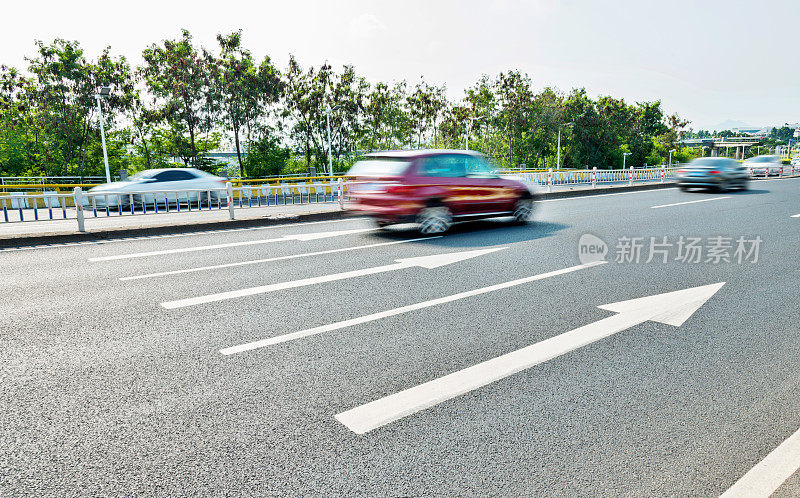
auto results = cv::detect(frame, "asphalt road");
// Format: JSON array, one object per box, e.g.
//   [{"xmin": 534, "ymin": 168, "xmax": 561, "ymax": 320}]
[{"xmin": 1, "ymin": 178, "xmax": 799, "ymax": 496}]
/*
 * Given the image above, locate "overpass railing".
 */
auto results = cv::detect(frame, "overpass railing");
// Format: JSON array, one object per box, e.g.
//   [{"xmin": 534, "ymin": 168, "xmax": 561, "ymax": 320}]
[
  {"xmin": 508, "ymin": 165, "xmax": 682, "ymax": 189},
  {"xmin": 0, "ymin": 180, "xmax": 352, "ymax": 231}
]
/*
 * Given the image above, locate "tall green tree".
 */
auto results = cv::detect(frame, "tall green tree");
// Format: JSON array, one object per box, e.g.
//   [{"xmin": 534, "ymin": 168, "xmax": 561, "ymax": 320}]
[
  {"xmin": 140, "ymin": 30, "xmax": 215, "ymax": 168},
  {"xmin": 283, "ymin": 55, "xmax": 324, "ymax": 169},
  {"xmin": 24, "ymin": 39, "xmax": 133, "ymax": 176},
  {"xmin": 208, "ymin": 31, "xmax": 282, "ymax": 177},
  {"xmin": 283, "ymin": 57, "xmax": 368, "ymax": 172},
  {"xmin": 406, "ymin": 79, "xmax": 447, "ymax": 148},
  {"xmin": 362, "ymin": 81, "xmax": 413, "ymax": 150},
  {"xmin": 0, "ymin": 65, "xmax": 37, "ymax": 175}
]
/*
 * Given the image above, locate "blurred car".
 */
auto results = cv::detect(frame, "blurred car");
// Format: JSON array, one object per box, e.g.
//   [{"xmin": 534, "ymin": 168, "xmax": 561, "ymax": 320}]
[
  {"xmin": 87, "ymin": 168, "xmax": 228, "ymax": 208},
  {"xmin": 346, "ymin": 150, "xmax": 535, "ymax": 234},
  {"xmin": 791, "ymin": 154, "xmax": 800, "ymax": 167},
  {"xmin": 676, "ymin": 157, "xmax": 749, "ymax": 192},
  {"xmin": 743, "ymin": 155, "xmax": 782, "ymax": 176}
]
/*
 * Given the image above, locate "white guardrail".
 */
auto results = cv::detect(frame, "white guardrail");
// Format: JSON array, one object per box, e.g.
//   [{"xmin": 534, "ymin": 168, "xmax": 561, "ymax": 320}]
[
  {"xmin": 512, "ymin": 166, "xmax": 680, "ymax": 191},
  {"xmin": 509, "ymin": 164, "xmax": 799, "ymax": 192},
  {"xmin": 0, "ymin": 180, "xmax": 349, "ymax": 231}
]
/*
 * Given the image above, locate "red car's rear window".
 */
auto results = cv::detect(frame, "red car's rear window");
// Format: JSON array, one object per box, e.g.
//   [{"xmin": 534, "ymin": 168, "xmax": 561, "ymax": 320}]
[{"xmin": 347, "ymin": 158, "xmax": 412, "ymax": 177}]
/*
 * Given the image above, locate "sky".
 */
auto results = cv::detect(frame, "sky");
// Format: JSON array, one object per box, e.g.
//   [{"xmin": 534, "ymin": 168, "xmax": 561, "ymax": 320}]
[{"xmin": 2, "ymin": 0, "xmax": 798, "ymax": 131}]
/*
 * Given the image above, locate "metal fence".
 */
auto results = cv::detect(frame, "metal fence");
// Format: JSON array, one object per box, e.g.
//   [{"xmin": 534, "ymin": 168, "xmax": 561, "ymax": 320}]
[
  {"xmin": 0, "ymin": 180, "xmax": 350, "ymax": 231},
  {"xmin": 509, "ymin": 165, "xmax": 681, "ymax": 189},
  {"xmin": 0, "ymin": 172, "xmax": 362, "ymax": 186},
  {"xmin": 511, "ymin": 164, "xmax": 800, "ymax": 190}
]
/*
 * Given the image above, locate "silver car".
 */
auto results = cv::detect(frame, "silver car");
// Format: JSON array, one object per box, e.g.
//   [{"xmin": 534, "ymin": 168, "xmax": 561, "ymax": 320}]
[
  {"xmin": 743, "ymin": 155, "xmax": 782, "ymax": 177},
  {"xmin": 676, "ymin": 157, "xmax": 750, "ymax": 192},
  {"xmin": 87, "ymin": 168, "xmax": 228, "ymax": 208}
]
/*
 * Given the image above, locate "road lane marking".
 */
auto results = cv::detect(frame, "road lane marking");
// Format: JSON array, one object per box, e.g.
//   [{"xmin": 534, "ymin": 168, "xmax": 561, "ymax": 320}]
[
  {"xmin": 791, "ymin": 213, "xmax": 800, "ymax": 218},
  {"xmin": 650, "ymin": 196, "xmax": 730, "ymax": 209},
  {"xmin": 162, "ymin": 247, "xmax": 506, "ymax": 309},
  {"xmin": 220, "ymin": 261, "xmax": 607, "ymax": 355},
  {"xmin": 539, "ymin": 188, "xmax": 677, "ymax": 202},
  {"xmin": 88, "ymin": 228, "xmax": 375, "ymax": 261},
  {"xmin": 335, "ymin": 282, "xmax": 725, "ymax": 434},
  {"xmin": 0, "ymin": 217, "xmax": 370, "ymax": 253},
  {"xmin": 120, "ymin": 237, "xmax": 442, "ymax": 280},
  {"xmin": 720, "ymin": 426, "xmax": 800, "ymax": 498}
]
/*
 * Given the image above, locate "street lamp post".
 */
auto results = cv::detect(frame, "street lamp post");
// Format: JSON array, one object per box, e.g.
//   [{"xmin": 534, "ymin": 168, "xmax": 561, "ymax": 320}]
[
  {"xmin": 557, "ymin": 122, "xmax": 573, "ymax": 170},
  {"xmin": 668, "ymin": 148, "xmax": 676, "ymax": 167},
  {"xmin": 94, "ymin": 86, "xmax": 111, "ymax": 183},
  {"xmin": 623, "ymin": 152, "xmax": 632, "ymax": 169},
  {"xmin": 324, "ymin": 106, "xmax": 340, "ymax": 178}
]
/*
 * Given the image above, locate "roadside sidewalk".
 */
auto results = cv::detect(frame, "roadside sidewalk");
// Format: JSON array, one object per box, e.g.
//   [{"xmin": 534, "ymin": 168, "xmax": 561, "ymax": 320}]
[{"xmin": 0, "ymin": 180, "xmax": 679, "ymax": 247}]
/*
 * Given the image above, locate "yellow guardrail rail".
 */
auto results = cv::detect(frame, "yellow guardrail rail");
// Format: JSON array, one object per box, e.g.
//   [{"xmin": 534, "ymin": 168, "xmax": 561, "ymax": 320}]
[
  {"xmin": 0, "ymin": 191, "xmax": 75, "ymax": 209},
  {"xmin": 0, "ymin": 178, "xmax": 350, "ymax": 191},
  {"xmin": 0, "ymin": 168, "xmax": 614, "ymax": 192},
  {"xmin": 0, "ymin": 171, "xmax": 576, "ymax": 191},
  {"xmin": 0, "ymin": 183, "xmax": 99, "ymax": 190},
  {"xmin": 233, "ymin": 175, "xmax": 349, "ymax": 185},
  {"xmin": 0, "ymin": 180, "xmax": 350, "ymax": 208}
]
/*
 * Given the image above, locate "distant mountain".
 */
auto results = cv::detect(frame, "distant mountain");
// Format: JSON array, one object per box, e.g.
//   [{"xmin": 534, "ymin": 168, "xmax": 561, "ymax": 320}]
[{"xmin": 709, "ymin": 119, "xmax": 752, "ymax": 131}]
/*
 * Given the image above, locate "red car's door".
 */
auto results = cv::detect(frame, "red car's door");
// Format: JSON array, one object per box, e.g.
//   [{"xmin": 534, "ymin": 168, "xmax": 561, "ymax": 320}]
[
  {"xmin": 414, "ymin": 154, "xmax": 486, "ymax": 215},
  {"xmin": 463, "ymin": 155, "xmax": 518, "ymax": 213}
]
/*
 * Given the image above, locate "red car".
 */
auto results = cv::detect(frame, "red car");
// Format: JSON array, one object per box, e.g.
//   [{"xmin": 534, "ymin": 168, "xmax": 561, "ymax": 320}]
[{"xmin": 346, "ymin": 150, "xmax": 535, "ymax": 234}]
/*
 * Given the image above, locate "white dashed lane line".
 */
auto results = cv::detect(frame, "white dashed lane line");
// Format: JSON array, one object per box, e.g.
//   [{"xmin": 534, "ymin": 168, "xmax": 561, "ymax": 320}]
[
  {"xmin": 538, "ymin": 188, "xmax": 678, "ymax": 202},
  {"xmin": 219, "ymin": 261, "xmax": 606, "ymax": 354},
  {"xmin": 720, "ymin": 426, "xmax": 800, "ymax": 498},
  {"xmin": 88, "ymin": 228, "xmax": 375, "ymax": 261},
  {"xmin": 161, "ymin": 247, "xmax": 506, "ymax": 310},
  {"xmin": 120, "ymin": 236, "xmax": 441, "ymax": 281},
  {"xmin": 650, "ymin": 196, "xmax": 730, "ymax": 209},
  {"xmin": 0, "ymin": 217, "xmax": 369, "ymax": 253}
]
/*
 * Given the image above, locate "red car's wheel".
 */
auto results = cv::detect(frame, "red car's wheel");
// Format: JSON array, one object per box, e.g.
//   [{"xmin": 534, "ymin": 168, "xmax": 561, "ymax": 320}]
[
  {"xmin": 512, "ymin": 197, "xmax": 533, "ymax": 224},
  {"xmin": 416, "ymin": 206, "xmax": 452, "ymax": 234}
]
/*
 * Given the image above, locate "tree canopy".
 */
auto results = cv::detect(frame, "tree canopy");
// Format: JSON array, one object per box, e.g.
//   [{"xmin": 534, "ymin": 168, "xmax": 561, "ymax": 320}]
[{"xmin": 0, "ymin": 30, "xmax": 701, "ymax": 179}]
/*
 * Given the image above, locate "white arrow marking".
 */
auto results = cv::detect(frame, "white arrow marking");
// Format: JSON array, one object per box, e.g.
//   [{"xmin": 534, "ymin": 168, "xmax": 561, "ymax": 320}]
[
  {"xmin": 651, "ymin": 197, "xmax": 730, "ymax": 209},
  {"xmin": 88, "ymin": 228, "xmax": 375, "ymax": 261},
  {"xmin": 161, "ymin": 247, "xmax": 506, "ymax": 309},
  {"xmin": 720, "ymin": 426, "xmax": 800, "ymax": 498},
  {"xmin": 120, "ymin": 236, "xmax": 441, "ymax": 281},
  {"xmin": 220, "ymin": 261, "xmax": 606, "ymax": 355},
  {"xmin": 336, "ymin": 282, "xmax": 725, "ymax": 434}
]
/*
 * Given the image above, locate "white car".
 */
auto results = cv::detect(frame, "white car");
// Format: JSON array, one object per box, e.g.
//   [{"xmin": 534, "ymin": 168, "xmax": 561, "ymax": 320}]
[
  {"xmin": 791, "ymin": 155, "xmax": 800, "ymax": 167},
  {"xmin": 87, "ymin": 168, "xmax": 228, "ymax": 209},
  {"xmin": 743, "ymin": 155, "xmax": 782, "ymax": 177}
]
